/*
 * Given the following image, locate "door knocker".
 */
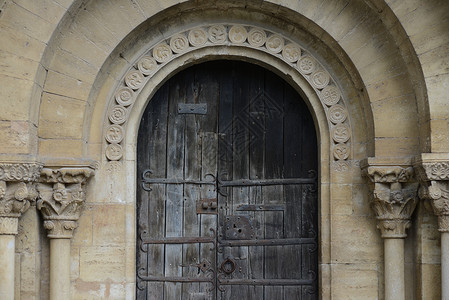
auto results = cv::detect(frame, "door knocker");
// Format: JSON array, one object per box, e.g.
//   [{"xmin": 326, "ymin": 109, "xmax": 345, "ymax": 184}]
[{"xmin": 220, "ymin": 258, "xmax": 236, "ymax": 275}]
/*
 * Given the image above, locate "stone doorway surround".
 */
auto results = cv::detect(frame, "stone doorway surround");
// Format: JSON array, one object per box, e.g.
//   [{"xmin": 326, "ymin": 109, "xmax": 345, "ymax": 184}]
[{"xmin": 1, "ymin": 1, "xmax": 447, "ymax": 299}]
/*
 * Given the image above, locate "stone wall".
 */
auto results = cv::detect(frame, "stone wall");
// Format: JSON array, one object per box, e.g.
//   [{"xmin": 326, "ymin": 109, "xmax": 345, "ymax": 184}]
[{"xmin": 0, "ymin": 0, "xmax": 448, "ymax": 299}]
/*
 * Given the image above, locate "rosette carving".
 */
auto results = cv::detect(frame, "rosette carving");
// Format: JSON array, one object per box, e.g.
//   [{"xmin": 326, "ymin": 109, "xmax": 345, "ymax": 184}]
[
  {"xmin": 37, "ymin": 167, "xmax": 94, "ymax": 238},
  {"xmin": 414, "ymin": 157, "xmax": 449, "ymax": 232},
  {"xmin": 0, "ymin": 162, "xmax": 42, "ymax": 234},
  {"xmin": 362, "ymin": 163, "xmax": 418, "ymax": 238},
  {"xmin": 104, "ymin": 23, "xmax": 353, "ymax": 162}
]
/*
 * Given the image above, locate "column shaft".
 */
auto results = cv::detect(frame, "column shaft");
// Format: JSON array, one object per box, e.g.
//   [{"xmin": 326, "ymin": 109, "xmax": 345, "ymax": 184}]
[
  {"xmin": 0, "ymin": 235, "xmax": 15, "ymax": 300},
  {"xmin": 50, "ymin": 238, "xmax": 71, "ymax": 300},
  {"xmin": 384, "ymin": 238, "xmax": 405, "ymax": 300},
  {"xmin": 442, "ymin": 232, "xmax": 449, "ymax": 299}
]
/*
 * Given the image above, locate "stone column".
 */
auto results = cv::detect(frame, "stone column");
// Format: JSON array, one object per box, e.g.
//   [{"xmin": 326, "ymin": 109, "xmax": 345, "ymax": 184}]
[
  {"xmin": 361, "ymin": 159, "xmax": 418, "ymax": 300},
  {"xmin": 37, "ymin": 167, "xmax": 94, "ymax": 300},
  {"xmin": 0, "ymin": 163, "xmax": 42, "ymax": 300},
  {"xmin": 414, "ymin": 154, "xmax": 449, "ymax": 299}
]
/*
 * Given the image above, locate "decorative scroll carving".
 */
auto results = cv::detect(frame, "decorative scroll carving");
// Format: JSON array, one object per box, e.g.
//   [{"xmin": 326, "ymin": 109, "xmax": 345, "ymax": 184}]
[
  {"xmin": 103, "ymin": 24, "xmax": 352, "ymax": 162},
  {"xmin": 0, "ymin": 163, "xmax": 42, "ymax": 182},
  {"xmin": 362, "ymin": 164, "xmax": 418, "ymax": 238},
  {"xmin": 364, "ymin": 166, "xmax": 414, "ymax": 183},
  {"xmin": 37, "ymin": 167, "xmax": 94, "ymax": 239},
  {"xmin": 414, "ymin": 157, "xmax": 449, "ymax": 232},
  {"xmin": 0, "ymin": 162, "xmax": 42, "ymax": 235}
]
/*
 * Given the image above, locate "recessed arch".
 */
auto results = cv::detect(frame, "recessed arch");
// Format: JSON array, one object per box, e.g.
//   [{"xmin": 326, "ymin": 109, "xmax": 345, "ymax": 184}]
[
  {"xmin": 103, "ymin": 23, "xmax": 353, "ymax": 166},
  {"xmin": 85, "ymin": 15, "xmax": 375, "ymax": 298}
]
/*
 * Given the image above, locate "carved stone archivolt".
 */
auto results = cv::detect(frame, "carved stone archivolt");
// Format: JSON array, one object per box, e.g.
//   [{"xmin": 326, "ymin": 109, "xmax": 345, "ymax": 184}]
[
  {"xmin": 0, "ymin": 163, "xmax": 42, "ymax": 235},
  {"xmin": 414, "ymin": 156, "xmax": 449, "ymax": 232},
  {"xmin": 37, "ymin": 167, "xmax": 94, "ymax": 239},
  {"xmin": 362, "ymin": 163, "xmax": 418, "ymax": 238},
  {"xmin": 104, "ymin": 23, "xmax": 352, "ymax": 163}
]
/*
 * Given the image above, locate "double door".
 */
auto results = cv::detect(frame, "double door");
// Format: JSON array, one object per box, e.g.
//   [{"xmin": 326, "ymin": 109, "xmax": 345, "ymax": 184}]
[{"xmin": 137, "ymin": 61, "xmax": 318, "ymax": 299}]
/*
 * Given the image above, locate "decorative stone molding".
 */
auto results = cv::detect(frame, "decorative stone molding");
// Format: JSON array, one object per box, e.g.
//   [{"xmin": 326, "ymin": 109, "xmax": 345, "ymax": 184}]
[
  {"xmin": 361, "ymin": 160, "xmax": 418, "ymax": 238},
  {"xmin": 37, "ymin": 167, "xmax": 94, "ymax": 239},
  {"xmin": 413, "ymin": 154, "xmax": 449, "ymax": 232},
  {"xmin": 0, "ymin": 163, "xmax": 42, "ymax": 235},
  {"xmin": 104, "ymin": 23, "xmax": 352, "ymax": 163}
]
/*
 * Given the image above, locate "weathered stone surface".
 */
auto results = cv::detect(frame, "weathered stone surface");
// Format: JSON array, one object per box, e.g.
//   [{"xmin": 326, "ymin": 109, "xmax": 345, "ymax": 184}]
[
  {"xmin": 0, "ymin": 0, "xmax": 447, "ymax": 299},
  {"xmin": 79, "ymin": 246, "xmax": 126, "ymax": 282}
]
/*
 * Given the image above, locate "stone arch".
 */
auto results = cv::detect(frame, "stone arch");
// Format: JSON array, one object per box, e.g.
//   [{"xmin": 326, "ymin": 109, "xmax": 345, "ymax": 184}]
[
  {"xmin": 83, "ymin": 13, "xmax": 375, "ymax": 298},
  {"xmin": 27, "ymin": 1, "xmax": 433, "ymax": 298},
  {"xmin": 34, "ymin": 0, "xmax": 428, "ymax": 161},
  {"xmin": 102, "ymin": 23, "xmax": 353, "ymax": 166}
]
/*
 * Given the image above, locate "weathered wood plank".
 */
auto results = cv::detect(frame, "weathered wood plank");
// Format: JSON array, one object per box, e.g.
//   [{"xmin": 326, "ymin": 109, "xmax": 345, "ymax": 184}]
[
  {"xmin": 217, "ymin": 63, "xmax": 234, "ymax": 300},
  {"xmin": 228, "ymin": 62, "xmax": 251, "ymax": 300},
  {"xmin": 164, "ymin": 74, "xmax": 186, "ymax": 300},
  {"xmin": 137, "ymin": 82, "xmax": 169, "ymax": 299},
  {"xmin": 182, "ymin": 70, "xmax": 201, "ymax": 298},
  {"xmin": 283, "ymin": 82, "xmax": 304, "ymax": 300},
  {"xmin": 197, "ymin": 65, "xmax": 219, "ymax": 300},
  {"xmin": 263, "ymin": 70, "xmax": 285, "ymax": 300},
  {"xmin": 247, "ymin": 66, "xmax": 265, "ymax": 300}
]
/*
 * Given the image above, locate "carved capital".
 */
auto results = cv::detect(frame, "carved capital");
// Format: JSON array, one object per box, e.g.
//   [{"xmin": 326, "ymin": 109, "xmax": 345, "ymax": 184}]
[
  {"xmin": 362, "ymin": 166, "xmax": 414, "ymax": 183},
  {"xmin": 37, "ymin": 167, "xmax": 95, "ymax": 239},
  {"xmin": 0, "ymin": 162, "xmax": 42, "ymax": 234},
  {"xmin": 413, "ymin": 155, "xmax": 449, "ymax": 232},
  {"xmin": 362, "ymin": 162, "xmax": 418, "ymax": 238}
]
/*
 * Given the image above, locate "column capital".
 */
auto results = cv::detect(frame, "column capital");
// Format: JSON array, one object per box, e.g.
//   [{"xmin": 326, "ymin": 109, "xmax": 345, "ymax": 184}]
[
  {"xmin": 0, "ymin": 162, "xmax": 43, "ymax": 235},
  {"xmin": 413, "ymin": 153, "xmax": 449, "ymax": 232},
  {"xmin": 361, "ymin": 158, "xmax": 418, "ymax": 238},
  {"xmin": 37, "ymin": 166, "xmax": 95, "ymax": 239}
]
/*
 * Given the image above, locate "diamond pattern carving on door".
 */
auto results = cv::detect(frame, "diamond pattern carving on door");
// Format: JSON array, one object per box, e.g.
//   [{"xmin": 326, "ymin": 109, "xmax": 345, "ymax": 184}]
[{"xmin": 137, "ymin": 61, "xmax": 318, "ymax": 299}]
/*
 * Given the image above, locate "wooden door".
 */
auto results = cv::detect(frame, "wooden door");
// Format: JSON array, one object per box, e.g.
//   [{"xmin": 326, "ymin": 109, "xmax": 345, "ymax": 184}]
[{"xmin": 137, "ymin": 61, "xmax": 318, "ymax": 300}]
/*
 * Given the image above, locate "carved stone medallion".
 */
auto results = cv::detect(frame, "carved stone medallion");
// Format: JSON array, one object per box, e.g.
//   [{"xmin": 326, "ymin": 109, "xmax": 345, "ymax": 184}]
[
  {"xmin": 328, "ymin": 104, "xmax": 348, "ymax": 124},
  {"xmin": 105, "ymin": 124, "xmax": 124, "ymax": 144},
  {"xmin": 108, "ymin": 105, "xmax": 128, "ymax": 125},
  {"xmin": 105, "ymin": 143, "xmax": 124, "ymax": 161},
  {"xmin": 208, "ymin": 25, "xmax": 227, "ymax": 44},
  {"xmin": 115, "ymin": 87, "xmax": 135, "ymax": 106},
  {"xmin": 248, "ymin": 28, "xmax": 266, "ymax": 47},
  {"xmin": 138, "ymin": 56, "xmax": 158, "ymax": 76},
  {"xmin": 153, "ymin": 43, "xmax": 172, "ymax": 63},
  {"xmin": 297, "ymin": 55, "xmax": 316, "ymax": 74},
  {"xmin": 282, "ymin": 43, "xmax": 301, "ymax": 63},
  {"xmin": 170, "ymin": 34, "xmax": 189, "ymax": 53},
  {"xmin": 331, "ymin": 124, "xmax": 351, "ymax": 143},
  {"xmin": 321, "ymin": 85, "xmax": 341, "ymax": 106},
  {"xmin": 125, "ymin": 70, "xmax": 144, "ymax": 90},
  {"xmin": 311, "ymin": 70, "xmax": 330, "ymax": 89},
  {"xmin": 229, "ymin": 25, "xmax": 247, "ymax": 44},
  {"xmin": 266, "ymin": 34, "xmax": 284, "ymax": 53},
  {"xmin": 333, "ymin": 144, "xmax": 350, "ymax": 160},
  {"xmin": 188, "ymin": 28, "xmax": 208, "ymax": 47}
]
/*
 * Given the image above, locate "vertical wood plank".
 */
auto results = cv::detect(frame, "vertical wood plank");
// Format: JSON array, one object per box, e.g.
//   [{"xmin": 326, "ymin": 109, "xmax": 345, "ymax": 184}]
[
  {"xmin": 197, "ymin": 64, "xmax": 219, "ymax": 299},
  {"xmin": 247, "ymin": 66, "xmax": 265, "ymax": 300},
  {"xmin": 164, "ymin": 74, "xmax": 186, "ymax": 300},
  {"xmin": 283, "ymin": 82, "xmax": 304, "ymax": 300},
  {"xmin": 137, "ymin": 82, "xmax": 169, "ymax": 300},
  {"xmin": 229, "ymin": 62, "xmax": 250, "ymax": 300},
  {"xmin": 182, "ymin": 70, "xmax": 201, "ymax": 299},
  {"xmin": 263, "ymin": 70, "xmax": 285, "ymax": 300},
  {"xmin": 217, "ymin": 63, "xmax": 234, "ymax": 300}
]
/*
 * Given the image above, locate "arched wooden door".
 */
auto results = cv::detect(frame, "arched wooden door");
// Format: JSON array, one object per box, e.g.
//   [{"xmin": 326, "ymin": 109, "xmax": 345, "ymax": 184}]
[{"xmin": 137, "ymin": 61, "xmax": 318, "ymax": 300}]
